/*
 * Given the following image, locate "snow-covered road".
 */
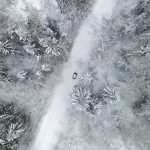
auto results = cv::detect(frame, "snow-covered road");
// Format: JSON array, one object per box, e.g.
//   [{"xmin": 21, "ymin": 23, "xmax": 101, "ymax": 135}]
[{"xmin": 31, "ymin": 0, "xmax": 116, "ymax": 150}]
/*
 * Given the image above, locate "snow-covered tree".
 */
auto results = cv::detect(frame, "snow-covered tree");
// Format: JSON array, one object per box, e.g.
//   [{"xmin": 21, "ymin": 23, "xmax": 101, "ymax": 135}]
[
  {"xmin": 39, "ymin": 37, "xmax": 63, "ymax": 57},
  {"xmin": 101, "ymin": 84, "xmax": 119, "ymax": 105},
  {"xmin": 0, "ymin": 62, "xmax": 9, "ymax": 83},
  {"xmin": 79, "ymin": 72, "xmax": 93, "ymax": 86},
  {"xmin": 71, "ymin": 85, "xmax": 92, "ymax": 108},
  {"xmin": 0, "ymin": 40, "xmax": 20, "ymax": 56},
  {"xmin": 41, "ymin": 64, "xmax": 53, "ymax": 73},
  {"xmin": 56, "ymin": 0, "xmax": 94, "ymax": 24},
  {"xmin": 56, "ymin": 0, "xmax": 94, "ymax": 13},
  {"xmin": 0, "ymin": 102, "xmax": 28, "ymax": 150}
]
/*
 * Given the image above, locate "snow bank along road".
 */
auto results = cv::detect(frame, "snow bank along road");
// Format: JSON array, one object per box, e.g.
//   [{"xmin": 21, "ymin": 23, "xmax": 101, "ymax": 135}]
[{"xmin": 31, "ymin": 0, "xmax": 116, "ymax": 150}]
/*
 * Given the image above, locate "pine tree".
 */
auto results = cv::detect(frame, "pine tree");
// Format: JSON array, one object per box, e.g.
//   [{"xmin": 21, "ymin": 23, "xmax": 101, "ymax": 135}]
[
  {"xmin": 0, "ymin": 40, "xmax": 20, "ymax": 56},
  {"xmin": 0, "ymin": 102, "xmax": 28, "ymax": 150},
  {"xmin": 0, "ymin": 62, "xmax": 9, "ymax": 83}
]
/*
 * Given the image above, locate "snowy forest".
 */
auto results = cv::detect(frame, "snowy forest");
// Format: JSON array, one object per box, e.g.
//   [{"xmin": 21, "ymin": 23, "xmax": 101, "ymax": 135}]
[{"xmin": 0, "ymin": 0, "xmax": 150, "ymax": 150}]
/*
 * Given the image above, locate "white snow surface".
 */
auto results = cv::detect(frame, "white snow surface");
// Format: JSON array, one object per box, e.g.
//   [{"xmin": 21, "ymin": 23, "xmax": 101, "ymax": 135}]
[{"xmin": 31, "ymin": 0, "xmax": 116, "ymax": 150}]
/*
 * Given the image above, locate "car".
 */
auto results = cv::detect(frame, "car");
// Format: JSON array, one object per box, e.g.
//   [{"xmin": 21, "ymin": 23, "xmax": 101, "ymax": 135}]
[{"xmin": 72, "ymin": 72, "xmax": 78, "ymax": 79}]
